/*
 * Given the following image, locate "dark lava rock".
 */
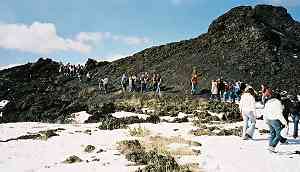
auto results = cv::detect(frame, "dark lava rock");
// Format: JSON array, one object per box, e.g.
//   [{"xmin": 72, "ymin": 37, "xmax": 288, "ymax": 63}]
[
  {"xmin": 98, "ymin": 114, "xmax": 161, "ymax": 130},
  {"xmin": 0, "ymin": 129, "xmax": 60, "ymax": 142},
  {"xmin": 85, "ymin": 102, "xmax": 115, "ymax": 123},
  {"xmin": 84, "ymin": 145, "xmax": 96, "ymax": 153},
  {"xmin": 63, "ymin": 155, "xmax": 83, "ymax": 164},
  {"xmin": 96, "ymin": 149, "xmax": 105, "ymax": 153}
]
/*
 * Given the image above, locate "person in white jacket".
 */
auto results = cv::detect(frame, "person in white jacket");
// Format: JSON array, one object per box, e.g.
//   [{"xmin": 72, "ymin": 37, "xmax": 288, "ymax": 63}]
[
  {"xmin": 262, "ymin": 93, "xmax": 288, "ymax": 152},
  {"xmin": 239, "ymin": 87, "xmax": 256, "ymax": 140}
]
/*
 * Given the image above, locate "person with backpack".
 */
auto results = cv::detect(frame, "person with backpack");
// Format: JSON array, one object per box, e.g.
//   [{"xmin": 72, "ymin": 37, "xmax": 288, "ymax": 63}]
[
  {"xmin": 239, "ymin": 87, "xmax": 257, "ymax": 140},
  {"xmin": 263, "ymin": 93, "xmax": 288, "ymax": 152}
]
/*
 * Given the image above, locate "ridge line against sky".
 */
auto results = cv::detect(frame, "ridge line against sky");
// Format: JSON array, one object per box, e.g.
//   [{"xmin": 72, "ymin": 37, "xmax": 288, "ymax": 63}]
[{"xmin": 0, "ymin": 0, "xmax": 300, "ymax": 69}]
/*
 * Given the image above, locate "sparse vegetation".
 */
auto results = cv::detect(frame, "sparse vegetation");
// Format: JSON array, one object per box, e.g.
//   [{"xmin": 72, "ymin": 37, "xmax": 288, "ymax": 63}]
[
  {"xmin": 129, "ymin": 126, "xmax": 150, "ymax": 137},
  {"xmin": 117, "ymin": 139, "xmax": 192, "ymax": 172}
]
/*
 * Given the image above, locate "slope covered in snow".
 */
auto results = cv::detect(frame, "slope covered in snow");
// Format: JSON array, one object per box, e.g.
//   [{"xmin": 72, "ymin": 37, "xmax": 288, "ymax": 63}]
[{"xmin": 0, "ymin": 111, "xmax": 299, "ymax": 172}]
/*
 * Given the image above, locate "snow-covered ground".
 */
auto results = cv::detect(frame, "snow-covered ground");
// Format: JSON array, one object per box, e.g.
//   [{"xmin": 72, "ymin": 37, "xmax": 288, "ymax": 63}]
[
  {"xmin": 196, "ymin": 121, "xmax": 300, "ymax": 172},
  {"xmin": 0, "ymin": 122, "xmax": 132, "ymax": 172},
  {"xmin": 0, "ymin": 111, "xmax": 299, "ymax": 172}
]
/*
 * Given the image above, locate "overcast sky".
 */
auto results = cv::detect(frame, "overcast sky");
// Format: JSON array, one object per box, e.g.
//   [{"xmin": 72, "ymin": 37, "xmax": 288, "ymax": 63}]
[{"xmin": 0, "ymin": 0, "xmax": 300, "ymax": 69}]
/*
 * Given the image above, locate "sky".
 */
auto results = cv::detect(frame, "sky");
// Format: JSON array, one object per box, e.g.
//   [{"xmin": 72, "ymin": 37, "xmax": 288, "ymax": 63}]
[{"xmin": 0, "ymin": 0, "xmax": 300, "ymax": 69}]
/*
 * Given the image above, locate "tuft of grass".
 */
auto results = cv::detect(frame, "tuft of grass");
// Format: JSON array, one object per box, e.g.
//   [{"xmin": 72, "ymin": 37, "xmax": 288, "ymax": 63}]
[{"xmin": 129, "ymin": 126, "xmax": 150, "ymax": 137}]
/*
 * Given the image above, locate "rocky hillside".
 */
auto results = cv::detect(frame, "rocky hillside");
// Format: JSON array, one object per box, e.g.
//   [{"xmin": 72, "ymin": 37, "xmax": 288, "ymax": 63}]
[
  {"xmin": 96, "ymin": 4, "xmax": 300, "ymax": 93},
  {"xmin": 1, "ymin": 4, "xmax": 300, "ymax": 123}
]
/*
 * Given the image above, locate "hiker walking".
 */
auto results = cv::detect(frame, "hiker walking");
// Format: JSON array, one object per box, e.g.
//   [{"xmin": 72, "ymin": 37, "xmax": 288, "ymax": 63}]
[
  {"xmin": 155, "ymin": 73, "xmax": 162, "ymax": 97},
  {"xmin": 128, "ymin": 76, "xmax": 133, "ymax": 92},
  {"xmin": 211, "ymin": 80, "xmax": 218, "ymax": 100},
  {"xmin": 239, "ymin": 87, "xmax": 257, "ymax": 140},
  {"xmin": 121, "ymin": 73, "xmax": 128, "ymax": 92},
  {"xmin": 151, "ymin": 74, "xmax": 157, "ymax": 91},
  {"xmin": 217, "ymin": 78, "xmax": 225, "ymax": 100},
  {"xmin": 191, "ymin": 73, "xmax": 198, "ymax": 95},
  {"xmin": 132, "ymin": 74, "xmax": 137, "ymax": 92},
  {"xmin": 102, "ymin": 77, "xmax": 109, "ymax": 94},
  {"xmin": 144, "ymin": 72, "xmax": 150, "ymax": 92},
  {"xmin": 263, "ymin": 93, "xmax": 288, "ymax": 152},
  {"xmin": 140, "ymin": 73, "xmax": 146, "ymax": 93},
  {"xmin": 261, "ymin": 84, "xmax": 267, "ymax": 104},
  {"xmin": 232, "ymin": 81, "xmax": 240, "ymax": 102}
]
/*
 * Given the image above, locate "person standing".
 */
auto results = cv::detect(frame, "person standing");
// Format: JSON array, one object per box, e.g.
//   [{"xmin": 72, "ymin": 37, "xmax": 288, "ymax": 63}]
[
  {"xmin": 132, "ymin": 74, "xmax": 137, "ymax": 92},
  {"xmin": 121, "ymin": 73, "xmax": 128, "ymax": 92},
  {"xmin": 128, "ymin": 76, "xmax": 133, "ymax": 92},
  {"xmin": 263, "ymin": 93, "xmax": 288, "ymax": 152},
  {"xmin": 217, "ymin": 78, "xmax": 225, "ymax": 100},
  {"xmin": 140, "ymin": 73, "xmax": 145, "ymax": 93},
  {"xmin": 232, "ymin": 81, "xmax": 240, "ymax": 102},
  {"xmin": 211, "ymin": 80, "xmax": 218, "ymax": 100},
  {"xmin": 191, "ymin": 73, "xmax": 198, "ymax": 95},
  {"xmin": 155, "ymin": 74, "xmax": 161, "ymax": 97},
  {"xmin": 239, "ymin": 87, "xmax": 257, "ymax": 140},
  {"xmin": 102, "ymin": 77, "xmax": 109, "ymax": 94}
]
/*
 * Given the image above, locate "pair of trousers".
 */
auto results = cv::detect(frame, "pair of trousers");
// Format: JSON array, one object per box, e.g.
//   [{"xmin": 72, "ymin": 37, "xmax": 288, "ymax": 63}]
[
  {"xmin": 291, "ymin": 112, "xmax": 299, "ymax": 138},
  {"xmin": 267, "ymin": 119, "xmax": 284, "ymax": 147},
  {"xmin": 242, "ymin": 111, "xmax": 256, "ymax": 138}
]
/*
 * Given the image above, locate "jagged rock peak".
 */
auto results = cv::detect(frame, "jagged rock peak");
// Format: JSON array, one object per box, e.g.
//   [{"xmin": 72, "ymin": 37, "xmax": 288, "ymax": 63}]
[{"xmin": 208, "ymin": 4, "xmax": 295, "ymax": 34}]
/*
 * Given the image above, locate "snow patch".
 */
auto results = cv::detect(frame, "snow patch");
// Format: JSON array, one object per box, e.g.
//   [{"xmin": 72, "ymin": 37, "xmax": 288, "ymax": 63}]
[
  {"xmin": 69, "ymin": 111, "xmax": 92, "ymax": 124},
  {"xmin": 293, "ymin": 54, "xmax": 298, "ymax": 59},
  {"xmin": 112, "ymin": 111, "xmax": 149, "ymax": 119},
  {"xmin": 0, "ymin": 100, "xmax": 9, "ymax": 109}
]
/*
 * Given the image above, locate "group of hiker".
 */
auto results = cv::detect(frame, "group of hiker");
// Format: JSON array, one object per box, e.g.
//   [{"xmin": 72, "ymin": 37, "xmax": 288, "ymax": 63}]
[
  {"xmin": 239, "ymin": 84, "xmax": 300, "ymax": 153},
  {"xmin": 98, "ymin": 72, "xmax": 162, "ymax": 96},
  {"xmin": 120, "ymin": 72, "xmax": 162, "ymax": 95},
  {"xmin": 58, "ymin": 63, "xmax": 86, "ymax": 80},
  {"xmin": 210, "ymin": 79, "xmax": 244, "ymax": 102}
]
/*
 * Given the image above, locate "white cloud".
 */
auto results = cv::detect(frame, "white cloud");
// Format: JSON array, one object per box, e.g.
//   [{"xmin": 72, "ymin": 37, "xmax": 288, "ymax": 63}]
[
  {"xmin": 0, "ymin": 22, "xmax": 152, "ymax": 55},
  {"xmin": 261, "ymin": 0, "xmax": 300, "ymax": 7},
  {"xmin": 0, "ymin": 63, "xmax": 21, "ymax": 70},
  {"xmin": 0, "ymin": 22, "xmax": 93, "ymax": 54}
]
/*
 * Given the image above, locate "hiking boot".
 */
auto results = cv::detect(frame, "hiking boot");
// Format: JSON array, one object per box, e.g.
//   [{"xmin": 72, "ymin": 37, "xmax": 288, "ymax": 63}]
[
  {"xmin": 242, "ymin": 134, "xmax": 250, "ymax": 140},
  {"xmin": 281, "ymin": 140, "xmax": 289, "ymax": 145},
  {"xmin": 246, "ymin": 134, "xmax": 252, "ymax": 139},
  {"xmin": 267, "ymin": 146, "xmax": 277, "ymax": 153},
  {"xmin": 280, "ymin": 138, "xmax": 288, "ymax": 145},
  {"xmin": 242, "ymin": 136, "xmax": 249, "ymax": 140}
]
